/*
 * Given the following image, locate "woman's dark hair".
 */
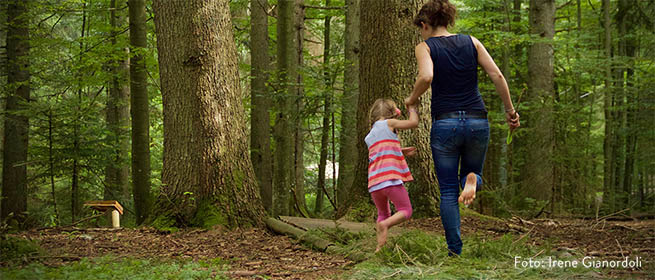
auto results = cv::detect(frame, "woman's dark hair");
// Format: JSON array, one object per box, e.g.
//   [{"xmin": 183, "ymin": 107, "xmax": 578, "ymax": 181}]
[{"xmin": 413, "ymin": 0, "xmax": 457, "ymax": 28}]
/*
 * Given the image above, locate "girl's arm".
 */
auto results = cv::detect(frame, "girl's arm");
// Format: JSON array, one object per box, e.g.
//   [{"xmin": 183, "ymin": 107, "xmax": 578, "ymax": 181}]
[
  {"xmin": 405, "ymin": 43, "xmax": 433, "ymax": 106},
  {"xmin": 387, "ymin": 106, "xmax": 419, "ymax": 130}
]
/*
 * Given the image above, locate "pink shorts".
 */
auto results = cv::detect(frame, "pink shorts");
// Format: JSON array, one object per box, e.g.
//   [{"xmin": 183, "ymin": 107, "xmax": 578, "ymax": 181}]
[{"xmin": 370, "ymin": 184, "xmax": 413, "ymax": 222}]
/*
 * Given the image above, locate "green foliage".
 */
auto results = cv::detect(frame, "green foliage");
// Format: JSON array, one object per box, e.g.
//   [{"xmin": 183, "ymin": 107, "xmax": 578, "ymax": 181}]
[
  {"xmin": 0, "ymin": 236, "xmax": 43, "ymax": 263},
  {"xmin": 345, "ymin": 230, "xmax": 597, "ymax": 280},
  {"xmin": 0, "ymin": 256, "xmax": 229, "ymax": 280}
]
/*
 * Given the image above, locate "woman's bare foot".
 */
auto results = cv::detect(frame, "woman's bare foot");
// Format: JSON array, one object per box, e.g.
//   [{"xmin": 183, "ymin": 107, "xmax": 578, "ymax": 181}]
[
  {"xmin": 458, "ymin": 172, "xmax": 477, "ymax": 205},
  {"xmin": 375, "ymin": 222, "xmax": 388, "ymax": 252}
]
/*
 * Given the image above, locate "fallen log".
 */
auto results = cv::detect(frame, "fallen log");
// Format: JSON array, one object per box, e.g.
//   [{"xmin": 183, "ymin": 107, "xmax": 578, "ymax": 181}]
[
  {"xmin": 264, "ymin": 217, "xmax": 368, "ymax": 262},
  {"xmin": 264, "ymin": 217, "xmax": 333, "ymax": 251}
]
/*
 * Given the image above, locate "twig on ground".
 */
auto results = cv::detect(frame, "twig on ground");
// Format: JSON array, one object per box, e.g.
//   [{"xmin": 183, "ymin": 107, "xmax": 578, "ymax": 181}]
[
  {"xmin": 381, "ymin": 269, "xmax": 402, "ymax": 279},
  {"xmin": 512, "ymin": 226, "xmax": 534, "ymax": 246},
  {"xmin": 596, "ymin": 208, "xmax": 630, "ymax": 221},
  {"xmin": 531, "ymin": 249, "xmax": 545, "ymax": 258},
  {"xmin": 615, "ymin": 239, "xmax": 625, "ymax": 258}
]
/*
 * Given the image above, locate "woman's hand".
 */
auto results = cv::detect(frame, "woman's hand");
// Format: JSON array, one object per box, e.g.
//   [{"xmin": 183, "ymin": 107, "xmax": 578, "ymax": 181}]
[
  {"xmin": 404, "ymin": 97, "xmax": 416, "ymax": 107},
  {"xmin": 505, "ymin": 110, "xmax": 520, "ymax": 131},
  {"xmin": 401, "ymin": 146, "xmax": 417, "ymax": 157}
]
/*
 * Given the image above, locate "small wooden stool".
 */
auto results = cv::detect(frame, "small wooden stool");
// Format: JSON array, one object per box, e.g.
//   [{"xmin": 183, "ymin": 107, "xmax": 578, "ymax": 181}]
[{"xmin": 83, "ymin": 200, "xmax": 123, "ymax": 228}]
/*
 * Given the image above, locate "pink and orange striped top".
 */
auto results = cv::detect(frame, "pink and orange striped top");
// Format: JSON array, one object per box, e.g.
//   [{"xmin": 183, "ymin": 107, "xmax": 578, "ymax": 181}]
[{"xmin": 365, "ymin": 120, "xmax": 413, "ymax": 191}]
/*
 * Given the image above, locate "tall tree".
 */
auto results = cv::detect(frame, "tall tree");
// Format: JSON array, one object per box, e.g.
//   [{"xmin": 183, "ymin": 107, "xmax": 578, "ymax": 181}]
[
  {"xmin": 346, "ymin": 0, "xmax": 439, "ymax": 219},
  {"xmin": 71, "ymin": 0, "xmax": 87, "ymax": 223},
  {"xmin": 1, "ymin": 0, "xmax": 30, "ymax": 226},
  {"xmin": 315, "ymin": 0, "xmax": 333, "ymax": 215},
  {"xmin": 336, "ymin": 0, "xmax": 360, "ymax": 209},
  {"xmin": 601, "ymin": 0, "xmax": 613, "ymax": 211},
  {"xmin": 250, "ymin": 0, "xmax": 273, "ymax": 213},
  {"xmin": 129, "ymin": 0, "xmax": 152, "ymax": 224},
  {"xmin": 523, "ymin": 0, "xmax": 555, "ymax": 203},
  {"xmin": 151, "ymin": 0, "xmax": 265, "ymax": 227},
  {"xmin": 105, "ymin": 0, "xmax": 130, "ymax": 205},
  {"xmin": 273, "ymin": 0, "xmax": 298, "ymax": 216},
  {"xmin": 292, "ymin": 0, "xmax": 309, "ymax": 217}
]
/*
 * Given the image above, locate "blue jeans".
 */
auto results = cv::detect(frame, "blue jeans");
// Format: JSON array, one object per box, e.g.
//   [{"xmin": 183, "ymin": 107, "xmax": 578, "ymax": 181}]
[{"xmin": 430, "ymin": 112, "xmax": 489, "ymax": 255}]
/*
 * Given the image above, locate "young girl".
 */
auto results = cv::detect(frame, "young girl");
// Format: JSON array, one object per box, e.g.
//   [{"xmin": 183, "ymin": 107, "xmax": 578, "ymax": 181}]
[{"xmin": 365, "ymin": 98, "xmax": 419, "ymax": 252}]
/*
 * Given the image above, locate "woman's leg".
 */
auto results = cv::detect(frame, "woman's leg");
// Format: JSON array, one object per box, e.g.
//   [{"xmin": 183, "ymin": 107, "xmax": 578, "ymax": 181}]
[
  {"xmin": 459, "ymin": 118, "xmax": 490, "ymax": 205},
  {"xmin": 431, "ymin": 118, "xmax": 464, "ymax": 255}
]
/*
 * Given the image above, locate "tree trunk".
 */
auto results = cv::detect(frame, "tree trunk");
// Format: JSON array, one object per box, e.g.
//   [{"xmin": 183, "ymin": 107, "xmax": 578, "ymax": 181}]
[
  {"xmin": 106, "ymin": 0, "xmax": 131, "ymax": 206},
  {"xmin": 336, "ymin": 0, "xmax": 360, "ymax": 210},
  {"xmin": 602, "ymin": 0, "xmax": 614, "ymax": 212},
  {"xmin": 347, "ymin": 0, "xmax": 438, "ymax": 219},
  {"xmin": 1, "ymin": 0, "xmax": 30, "ymax": 227},
  {"xmin": 618, "ymin": 0, "xmax": 636, "ymax": 208},
  {"xmin": 272, "ymin": 0, "xmax": 298, "ymax": 216},
  {"xmin": 130, "ymin": 0, "xmax": 152, "ymax": 224},
  {"xmin": 250, "ymin": 0, "xmax": 273, "ymax": 213},
  {"xmin": 292, "ymin": 0, "xmax": 309, "ymax": 217},
  {"xmin": 315, "ymin": 0, "xmax": 332, "ymax": 215},
  {"xmin": 523, "ymin": 0, "xmax": 555, "ymax": 202},
  {"xmin": 72, "ymin": 1, "xmax": 87, "ymax": 223},
  {"xmin": 151, "ymin": 0, "xmax": 266, "ymax": 227}
]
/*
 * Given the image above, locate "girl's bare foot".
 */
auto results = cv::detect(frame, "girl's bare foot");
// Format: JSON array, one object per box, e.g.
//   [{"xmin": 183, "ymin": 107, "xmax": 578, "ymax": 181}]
[
  {"xmin": 458, "ymin": 172, "xmax": 477, "ymax": 205},
  {"xmin": 375, "ymin": 222, "xmax": 388, "ymax": 252}
]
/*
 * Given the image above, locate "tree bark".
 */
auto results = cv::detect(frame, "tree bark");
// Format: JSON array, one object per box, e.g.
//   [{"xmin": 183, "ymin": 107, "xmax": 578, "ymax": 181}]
[
  {"xmin": 315, "ymin": 0, "xmax": 332, "ymax": 215},
  {"xmin": 1, "ymin": 0, "xmax": 30, "ymax": 227},
  {"xmin": 523, "ymin": 0, "xmax": 555, "ymax": 202},
  {"xmin": 336, "ymin": 0, "xmax": 360, "ymax": 210},
  {"xmin": 72, "ymin": 1, "xmax": 87, "ymax": 223},
  {"xmin": 151, "ymin": 0, "xmax": 265, "ymax": 227},
  {"xmin": 106, "ymin": 0, "xmax": 131, "ymax": 206},
  {"xmin": 292, "ymin": 0, "xmax": 309, "ymax": 217},
  {"xmin": 346, "ymin": 0, "xmax": 438, "ymax": 219},
  {"xmin": 273, "ymin": 0, "xmax": 298, "ymax": 216},
  {"xmin": 129, "ymin": 0, "xmax": 152, "ymax": 224},
  {"xmin": 250, "ymin": 0, "xmax": 273, "ymax": 213},
  {"xmin": 602, "ymin": 0, "xmax": 614, "ymax": 212}
]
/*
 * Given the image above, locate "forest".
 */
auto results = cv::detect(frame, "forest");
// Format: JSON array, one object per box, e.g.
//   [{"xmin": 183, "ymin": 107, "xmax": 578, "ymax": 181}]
[{"xmin": 0, "ymin": 0, "xmax": 654, "ymax": 279}]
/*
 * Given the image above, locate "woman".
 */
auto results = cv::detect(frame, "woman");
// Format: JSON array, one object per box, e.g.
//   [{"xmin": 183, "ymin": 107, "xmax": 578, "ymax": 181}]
[{"xmin": 404, "ymin": 0, "xmax": 520, "ymax": 256}]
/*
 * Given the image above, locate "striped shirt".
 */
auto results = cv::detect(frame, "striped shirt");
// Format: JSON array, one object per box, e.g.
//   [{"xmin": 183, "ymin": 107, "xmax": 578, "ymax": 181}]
[{"xmin": 365, "ymin": 120, "xmax": 413, "ymax": 192}]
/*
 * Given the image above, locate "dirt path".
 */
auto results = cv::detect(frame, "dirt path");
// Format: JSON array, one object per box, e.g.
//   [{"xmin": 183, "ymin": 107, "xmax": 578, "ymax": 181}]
[{"xmin": 6, "ymin": 226, "xmax": 351, "ymax": 279}]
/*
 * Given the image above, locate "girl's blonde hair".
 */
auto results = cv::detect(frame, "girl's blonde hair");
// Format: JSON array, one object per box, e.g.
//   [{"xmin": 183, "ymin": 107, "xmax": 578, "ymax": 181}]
[{"xmin": 369, "ymin": 98, "xmax": 397, "ymax": 126}]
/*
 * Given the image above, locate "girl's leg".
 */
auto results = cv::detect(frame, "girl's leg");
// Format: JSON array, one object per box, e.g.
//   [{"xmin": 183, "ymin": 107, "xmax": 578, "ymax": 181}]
[
  {"xmin": 377, "ymin": 185, "xmax": 413, "ymax": 238},
  {"xmin": 431, "ymin": 118, "xmax": 464, "ymax": 255},
  {"xmin": 459, "ymin": 118, "xmax": 489, "ymax": 205},
  {"xmin": 370, "ymin": 190, "xmax": 391, "ymax": 252}
]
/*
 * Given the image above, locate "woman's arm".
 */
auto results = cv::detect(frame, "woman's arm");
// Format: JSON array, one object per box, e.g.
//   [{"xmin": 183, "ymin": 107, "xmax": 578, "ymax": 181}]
[
  {"xmin": 471, "ymin": 36, "xmax": 520, "ymax": 129},
  {"xmin": 405, "ymin": 43, "xmax": 433, "ymax": 106}
]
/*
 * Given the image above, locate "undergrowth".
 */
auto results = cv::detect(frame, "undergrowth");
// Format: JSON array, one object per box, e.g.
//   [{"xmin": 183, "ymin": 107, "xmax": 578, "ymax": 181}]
[
  {"xmin": 319, "ymin": 229, "xmax": 603, "ymax": 279},
  {"xmin": 0, "ymin": 255, "xmax": 230, "ymax": 280}
]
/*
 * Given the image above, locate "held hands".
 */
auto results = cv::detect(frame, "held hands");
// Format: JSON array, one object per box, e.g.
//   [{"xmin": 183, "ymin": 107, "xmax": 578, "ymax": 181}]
[
  {"xmin": 404, "ymin": 97, "xmax": 416, "ymax": 107},
  {"xmin": 505, "ymin": 109, "xmax": 520, "ymax": 131},
  {"xmin": 401, "ymin": 146, "xmax": 417, "ymax": 157}
]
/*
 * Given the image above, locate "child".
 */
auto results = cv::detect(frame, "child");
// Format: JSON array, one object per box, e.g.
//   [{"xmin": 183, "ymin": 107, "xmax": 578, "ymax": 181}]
[{"xmin": 365, "ymin": 98, "xmax": 419, "ymax": 252}]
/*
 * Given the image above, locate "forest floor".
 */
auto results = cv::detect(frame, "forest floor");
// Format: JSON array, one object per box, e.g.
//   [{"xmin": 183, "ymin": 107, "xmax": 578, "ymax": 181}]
[{"xmin": 1, "ymin": 211, "xmax": 654, "ymax": 279}]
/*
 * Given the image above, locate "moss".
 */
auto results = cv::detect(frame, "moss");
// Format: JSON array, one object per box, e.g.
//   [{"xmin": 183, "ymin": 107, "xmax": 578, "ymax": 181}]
[
  {"xmin": 150, "ymin": 215, "xmax": 179, "ymax": 233},
  {"xmin": 0, "ymin": 235, "xmax": 43, "ymax": 261},
  {"xmin": 460, "ymin": 206, "xmax": 504, "ymax": 223},
  {"xmin": 191, "ymin": 200, "xmax": 228, "ymax": 229},
  {"xmin": 343, "ymin": 201, "xmax": 376, "ymax": 222}
]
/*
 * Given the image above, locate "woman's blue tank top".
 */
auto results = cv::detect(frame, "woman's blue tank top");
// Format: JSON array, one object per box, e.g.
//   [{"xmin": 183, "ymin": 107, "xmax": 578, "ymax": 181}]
[{"xmin": 424, "ymin": 34, "xmax": 486, "ymax": 118}]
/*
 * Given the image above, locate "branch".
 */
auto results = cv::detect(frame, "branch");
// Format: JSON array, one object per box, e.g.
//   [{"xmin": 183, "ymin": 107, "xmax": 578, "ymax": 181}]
[
  {"xmin": 557, "ymin": 0, "xmax": 573, "ymax": 10},
  {"xmin": 301, "ymin": 5, "xmax": 345, "ymax": 10}
]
